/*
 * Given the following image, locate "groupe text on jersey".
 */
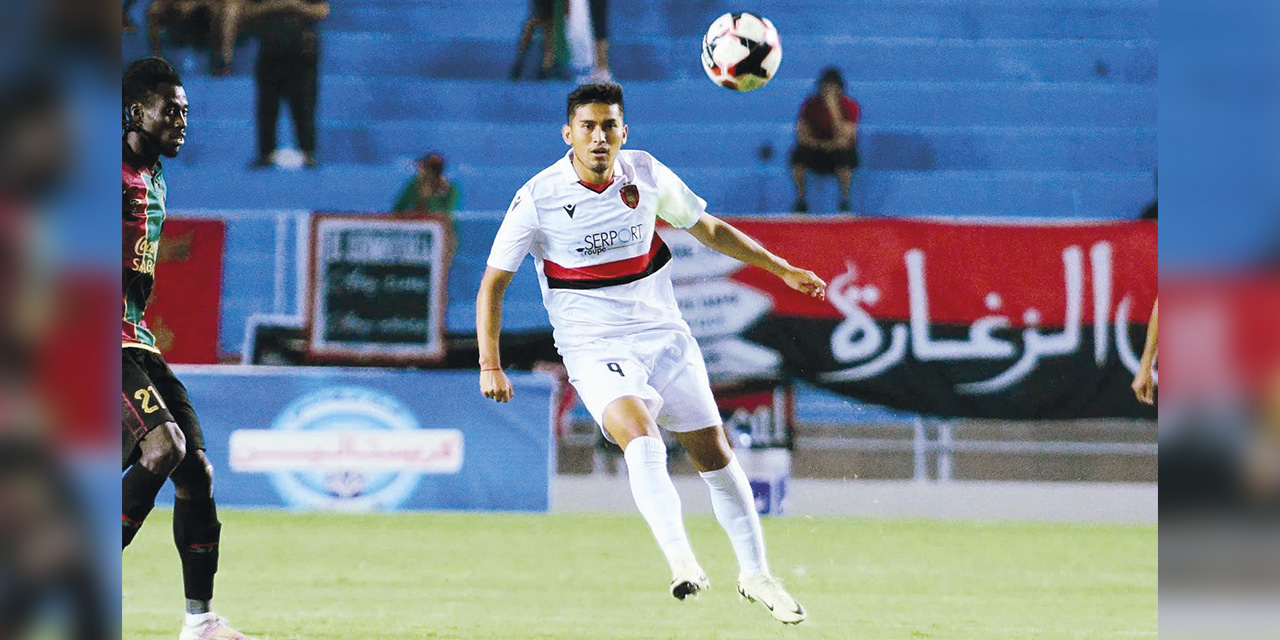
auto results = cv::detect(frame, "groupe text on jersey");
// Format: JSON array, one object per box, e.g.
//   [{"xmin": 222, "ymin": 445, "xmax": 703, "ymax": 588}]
[{"xmin": 487, "ymin": 149, "xmax": 707, "ymax": 351}]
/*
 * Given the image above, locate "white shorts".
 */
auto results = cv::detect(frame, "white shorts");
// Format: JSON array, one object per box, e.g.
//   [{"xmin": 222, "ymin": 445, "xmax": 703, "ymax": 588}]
[{"xmin": 561, "ymin": 329, "xmax": 721, "ymax": 442}]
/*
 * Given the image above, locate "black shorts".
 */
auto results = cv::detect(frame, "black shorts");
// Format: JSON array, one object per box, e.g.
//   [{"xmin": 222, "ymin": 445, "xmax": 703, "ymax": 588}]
[
  {"xmin": 790, "ymin": 144, "xmax": 859, "ymax": 175},
  {"xmin": 122, "ymin": 347, "xmax": 205, "ymax": 470}
]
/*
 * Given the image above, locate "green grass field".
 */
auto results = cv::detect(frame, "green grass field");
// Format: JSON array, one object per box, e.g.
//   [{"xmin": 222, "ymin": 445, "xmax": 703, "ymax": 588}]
[{"xmin": 124, "ymin": 510, "xmax": 1156, "ymax": 639}]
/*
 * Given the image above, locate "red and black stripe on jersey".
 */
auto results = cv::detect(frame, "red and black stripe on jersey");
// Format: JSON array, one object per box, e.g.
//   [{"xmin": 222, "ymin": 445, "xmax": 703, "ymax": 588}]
[{"xmin": 543, "ymin": 234, "xmax": 672, "ymax": 290}]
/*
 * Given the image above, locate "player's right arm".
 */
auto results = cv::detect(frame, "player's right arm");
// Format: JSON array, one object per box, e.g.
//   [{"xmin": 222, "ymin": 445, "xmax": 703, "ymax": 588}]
[
  {"xmin": 477, "ymin": 187, "xmax": 539, "ymax": 402},
  {"xmin": 477, "ymin": 267, "xmax": 516, "ymax": 402}
]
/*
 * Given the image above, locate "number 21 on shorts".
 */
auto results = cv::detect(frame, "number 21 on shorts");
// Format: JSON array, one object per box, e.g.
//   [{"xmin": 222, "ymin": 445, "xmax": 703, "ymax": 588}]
[{"xmin": 134, "ymin": 385, "xmax": 169, "ymax": 414}]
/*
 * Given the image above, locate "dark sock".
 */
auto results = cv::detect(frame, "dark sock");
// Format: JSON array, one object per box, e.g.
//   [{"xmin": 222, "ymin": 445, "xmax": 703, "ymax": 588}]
[
  {"xmin": 173, "ymin": 496, "xmax": 221, "ymax": 601},
  {"xmin": 121, "ymin": 465, "xmax": 168, "ymax": 549}
]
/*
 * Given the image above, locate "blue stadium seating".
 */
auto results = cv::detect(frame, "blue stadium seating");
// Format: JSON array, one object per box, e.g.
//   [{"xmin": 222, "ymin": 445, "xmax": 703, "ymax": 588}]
[
  {"xmin": 167, "ymin": 162, "xmax": 1151, "ymax": 217},
  {"xmin": 225, "ymin": 34, "xmax": 1156, "ymax": 84},
  {"xmin": 128, "ymin": 0, "xmax": 1157, "ymax": 218},
  {"xmin": 175, "ymin": 120, "xmax": 1156, "ymax": 171}
]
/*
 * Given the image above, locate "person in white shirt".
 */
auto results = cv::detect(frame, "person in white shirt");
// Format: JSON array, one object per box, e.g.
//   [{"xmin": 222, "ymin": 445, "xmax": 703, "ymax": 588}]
[{"xmin": 477, "ymin": 83, "xmax": 825, "ymax": 624}]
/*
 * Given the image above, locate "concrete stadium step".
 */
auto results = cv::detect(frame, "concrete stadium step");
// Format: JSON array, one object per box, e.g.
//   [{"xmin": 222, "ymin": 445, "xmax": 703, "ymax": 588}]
[
  {"xmin": 181, "ymin": 77, "xmax": 1155, "ymax": 127},
  {"xmin": 325, "ymin": 1, "xmax": 1155, "ymax": 40},
  {"xmin": 318, "ymin": 34, "xmax": 1156, "ymax": 85},
  {"xmin": 162, "ymin": 162, "xmax": 1151, "ymax": 218},
  {"xmin": 176, "ymin": 119, "xmax": 1155, "ymax": 172}
]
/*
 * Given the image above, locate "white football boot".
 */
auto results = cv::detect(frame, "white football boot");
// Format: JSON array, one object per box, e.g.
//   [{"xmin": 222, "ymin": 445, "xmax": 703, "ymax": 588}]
[
  {"xmin": 178, "ymin": 615, "xmax": 258, "ymax": 640},
  {"xmin": 738, "ymin": 572, "xmax": 807, "ymax": 624},
  {"xmin": 669, "ymin": 558, "xmax": 710, "ymax": 600}
]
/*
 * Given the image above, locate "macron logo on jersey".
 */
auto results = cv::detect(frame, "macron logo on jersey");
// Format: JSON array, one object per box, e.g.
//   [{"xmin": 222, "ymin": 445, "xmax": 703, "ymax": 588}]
[{"xmin": 564, "ymin": 204, "xmax": 576, "ymax": 218}]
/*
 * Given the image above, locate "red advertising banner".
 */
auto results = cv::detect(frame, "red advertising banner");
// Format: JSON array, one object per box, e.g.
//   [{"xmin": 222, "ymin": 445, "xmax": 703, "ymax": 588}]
[
  {"xmin": 660, "ymin": 217, "xmax": 1158, "ymax": 419},
  {"xmin": 145, "ymin": 218, "xmax": 225, "ymax": 364}
]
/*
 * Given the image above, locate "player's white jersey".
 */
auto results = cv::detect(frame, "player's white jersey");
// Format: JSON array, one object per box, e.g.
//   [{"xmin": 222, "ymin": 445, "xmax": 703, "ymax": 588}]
[{"xmin": 487, "ymin": 149, "xmax": 707, "ymax": 351}]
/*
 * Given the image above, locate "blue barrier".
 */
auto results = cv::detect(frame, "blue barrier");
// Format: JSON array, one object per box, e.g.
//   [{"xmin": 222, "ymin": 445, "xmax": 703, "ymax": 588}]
[{"xmin": 152, "ymin": 367, "xmax": 555, "ymax": 511}]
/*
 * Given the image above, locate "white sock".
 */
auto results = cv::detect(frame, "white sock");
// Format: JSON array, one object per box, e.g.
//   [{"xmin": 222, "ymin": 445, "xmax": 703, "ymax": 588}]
[
  {"xmin": 184, "ymin": 611, "xmax": 216, "ymax": 627},
  {"xmin": 623, "ymin": 436, "xmax": 696, "ymax": 569},
  {"xmin": 700, "ymin": 455, "xmax": 768, "ymax": 578}
]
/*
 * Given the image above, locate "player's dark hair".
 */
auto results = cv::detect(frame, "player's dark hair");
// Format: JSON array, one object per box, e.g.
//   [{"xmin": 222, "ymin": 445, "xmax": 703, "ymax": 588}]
[
  {"xmin": 123, "ymin": 57, "xmax": 182, "ymax": 128},
  {"xmin": 566, "ymin": 83, "xmax": 624, "ymax": 122},
  {"xmin": 817, "ymin": 66, "xmax": 844, "ymax": 90}
]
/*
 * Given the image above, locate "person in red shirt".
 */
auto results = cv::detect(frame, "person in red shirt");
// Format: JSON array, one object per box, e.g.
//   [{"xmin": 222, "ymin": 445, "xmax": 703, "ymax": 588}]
[{"xmin": 789, "ymin": 67, "xmax": 859, "ymax": 213}]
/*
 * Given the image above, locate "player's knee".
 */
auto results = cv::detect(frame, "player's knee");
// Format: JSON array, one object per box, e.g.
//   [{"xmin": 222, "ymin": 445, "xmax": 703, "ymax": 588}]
[
  {"xmin": 172, "ymin": 450, "xmax": 214, "ymax": 500},
  {"xmin": 680, "ymin": 426, "xmax": 733, "ymax": 471},
  {"xmin": 603, "ymin": 396, "xmax": 658, "ymax": 447},
  {"xmin": 140, "ymin": 422, "xmax": 186, "ymax": 475}
]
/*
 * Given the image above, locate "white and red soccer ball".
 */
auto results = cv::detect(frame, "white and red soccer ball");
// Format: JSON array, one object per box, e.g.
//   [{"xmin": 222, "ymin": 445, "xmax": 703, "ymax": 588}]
[{"xmin": 700, "ymin": 12, "xmax": 782, "ymax": 92}]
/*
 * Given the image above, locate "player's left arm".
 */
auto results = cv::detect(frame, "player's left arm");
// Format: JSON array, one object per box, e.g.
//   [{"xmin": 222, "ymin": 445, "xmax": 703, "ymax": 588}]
[{"xmin": 686, "ymin": 213, "xmax": 826, "ymax": 299}]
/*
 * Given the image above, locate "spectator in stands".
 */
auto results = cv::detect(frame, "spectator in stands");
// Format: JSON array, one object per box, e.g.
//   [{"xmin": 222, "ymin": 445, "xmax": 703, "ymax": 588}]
[
  {"xmin": 392, "ymin": 152, "xmax": 460, "ymax": 215},
  {"xmin": 586, "ymin": 0, "xmax": 611, "ymax": 82},
  {"xmin": 790, "ymin": 67, "xmax": 860, "ymax": 213},
  {"xmin": 146, "ymin": 0, "xmax": 241, "ymax": 76},
  {"xmin": 245, "ymin": 0, "xmax": 328, "ymax": 169},
  {"xmin": 510, "ymin": 0, "xmax": 570, "ymax": 81},
  {"xmin": 391, "ymin": 152, "xmax": 460, "ymax": 265}
]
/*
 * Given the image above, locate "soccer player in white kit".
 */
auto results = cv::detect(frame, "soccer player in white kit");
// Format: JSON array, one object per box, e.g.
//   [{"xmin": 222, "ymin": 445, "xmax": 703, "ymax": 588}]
[{"xmin": 477, "ymin": 84, "xmax": 825, "ymax": 624}]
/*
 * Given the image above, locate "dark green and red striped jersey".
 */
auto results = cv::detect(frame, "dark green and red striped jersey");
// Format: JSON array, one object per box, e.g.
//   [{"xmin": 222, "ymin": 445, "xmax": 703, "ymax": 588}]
[{"xmin": 122, "ymin": 160, "xmax": 167, "ymax": 352}]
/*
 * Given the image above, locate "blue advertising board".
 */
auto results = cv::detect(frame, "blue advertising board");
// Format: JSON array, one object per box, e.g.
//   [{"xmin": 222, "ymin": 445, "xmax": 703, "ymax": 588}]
[{"xmin": 157, "ymin": 366, "xmax": 555, "ymax": 512}]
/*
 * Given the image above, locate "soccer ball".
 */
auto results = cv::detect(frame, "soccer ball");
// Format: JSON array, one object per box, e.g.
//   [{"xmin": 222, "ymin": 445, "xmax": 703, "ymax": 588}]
[{"xmin": 700, "ymin": 12, "xmax": 782, "ymax": 92}]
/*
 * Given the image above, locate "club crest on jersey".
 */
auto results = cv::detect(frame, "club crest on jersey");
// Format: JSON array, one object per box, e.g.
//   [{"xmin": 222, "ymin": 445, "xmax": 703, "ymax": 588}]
[{"xmin": 620, "ymin": 184, "xmax": 640, "ymax": 209}]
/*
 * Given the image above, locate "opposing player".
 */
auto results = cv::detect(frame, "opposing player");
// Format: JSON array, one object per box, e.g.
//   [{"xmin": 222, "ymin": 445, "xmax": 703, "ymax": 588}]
[
  {"xmin": 477, "ymin": 83, "xmax": 825, "ymax": 624},
  {"xmin": 1131, "ymin": 298, "xmax": 1157, "ymax": 405},
  {"xmin": 122, "ymin": 58, "xmax": 257, "ymax": 640}
]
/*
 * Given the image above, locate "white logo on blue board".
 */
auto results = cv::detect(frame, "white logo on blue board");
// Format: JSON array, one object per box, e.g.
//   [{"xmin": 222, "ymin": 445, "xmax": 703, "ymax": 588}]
[{"xmin": 268, "ymin": 386, "xmax": 423, "ymax": 510}]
